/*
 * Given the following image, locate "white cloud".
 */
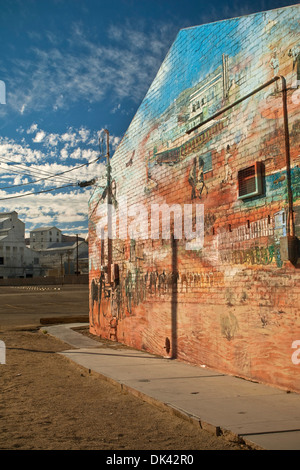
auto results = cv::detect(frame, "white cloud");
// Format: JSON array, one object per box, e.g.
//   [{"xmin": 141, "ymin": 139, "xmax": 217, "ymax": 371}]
[
  {"xmin": 46, "ymin": 133, "xmax": 60, "ymax": 147},
  {"xmin": 27, "ymin": 123, "xmax": 38, "ymax": 134},
  {"xmin": 61, "ymin": 130, "xmax": 77, "ymax": 146},
  {"xmin": 32, "ymin": 130, "xmax": 46, "ymax": 143},
  {"xmin": 0, "ymin": 187, "xmax": 92, "ymax": 232},
  {"xmin": 60, "ymin": 147, "xmax": 69, "ymax": 160},
  {"xmin": 70, "ymin": 148, "xmax": 81, "ymax": 160},
  {"xmin": 0, "ymin": 137, "xmax": 46, "ymax": 164},
  {"xmin": 81, "ymin": 149, "xmax": 99, "ymax": 161},
  {"xmin": 78, "ymin": 127, "xmax": 90, "ymax": 142},
  {"xmin": 111, "ymin": 136, "xmax": 120, "ymax": 149},
  {"xmin": 111, "ymin": 103, "xmax": 121, "ymax": 114}
]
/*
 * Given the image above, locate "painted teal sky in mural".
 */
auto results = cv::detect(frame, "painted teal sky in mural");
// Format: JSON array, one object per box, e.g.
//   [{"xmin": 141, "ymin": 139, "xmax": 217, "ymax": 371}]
[{"xmin": 135, "ymin": 4, "xmax": 299, "ymax": 130}]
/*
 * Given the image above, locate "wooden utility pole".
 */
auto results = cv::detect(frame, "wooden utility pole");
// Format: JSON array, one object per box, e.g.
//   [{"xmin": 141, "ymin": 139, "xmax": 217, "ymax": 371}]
[{"xmin": 104, "ymin": 129, "xmax": 112, "ymax": 284}]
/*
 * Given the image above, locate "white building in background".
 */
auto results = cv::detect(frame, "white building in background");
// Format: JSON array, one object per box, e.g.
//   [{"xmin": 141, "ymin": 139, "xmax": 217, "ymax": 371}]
[
  {"xmin": 35, "ymin": 240, "xmax": 89, "ymax": 276},
  {"xmin": 0, "ymin": 214, "xmax": 89, "ymax": 279},
  {"xmin": 30, "ymin": 226, "xmax": 62, "ymax": 250},
  {"xmin": 29, "ymin": 226, "xmax": 89, "ymax": 276},
  {"xmin": 0, "ymin": 211, "xmax": 41, "ymax": 279}
]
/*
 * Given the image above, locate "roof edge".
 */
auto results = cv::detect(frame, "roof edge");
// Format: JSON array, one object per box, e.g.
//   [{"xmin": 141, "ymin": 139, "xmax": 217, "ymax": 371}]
[{"xmin": 180, "ymin": 2, "xmax": 300, "ymax": 32}]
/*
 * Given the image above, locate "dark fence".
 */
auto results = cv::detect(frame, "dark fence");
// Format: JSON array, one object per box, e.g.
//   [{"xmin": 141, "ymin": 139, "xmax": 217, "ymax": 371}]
[{"xmin": 0, "ymin": 274, "xmax": 89, "ymax": 286}]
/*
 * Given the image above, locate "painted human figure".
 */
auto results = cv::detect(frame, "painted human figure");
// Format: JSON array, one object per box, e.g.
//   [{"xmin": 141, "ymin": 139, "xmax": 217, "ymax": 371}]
[
  {"xmin": 223, "ymin": 145, "xmax": 233, "ymax": 184},
  {"xmin": 158, "ymin": 270, "xmax": 167, "ymax": 293},
  {"xmin": 270, "ymin": 50, "xmax": 279, "ymax": 76},
  {"xmin": 125, "ymin": 270, "xmax": 133, "ymax": 313},
  {"xmin": 149, "ymin": 270, "xmax": 158, "ymax": 294},
  {"xmin": 188, "ymin": 155, "xmax": 208, "ymax": 199},
  {"xmin": 288, "ymin": 45, "xmax": 300, "ymax": 82}
]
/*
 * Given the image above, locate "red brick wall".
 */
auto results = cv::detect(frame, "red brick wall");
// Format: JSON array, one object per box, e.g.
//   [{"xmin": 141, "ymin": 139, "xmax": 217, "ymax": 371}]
[{"xmin": 89, "ymin": 5, "xmax": 300, "ymax": 392}]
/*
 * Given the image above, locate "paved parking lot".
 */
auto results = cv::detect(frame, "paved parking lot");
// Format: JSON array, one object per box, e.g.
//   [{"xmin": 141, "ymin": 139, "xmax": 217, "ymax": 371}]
[
  {"xmin": 0, "ymin": 284, "xmax": 89, "ymax": 328},
  {"xmin": 0, "ymin": 282, "xmax": 242, "ymax": 451}
]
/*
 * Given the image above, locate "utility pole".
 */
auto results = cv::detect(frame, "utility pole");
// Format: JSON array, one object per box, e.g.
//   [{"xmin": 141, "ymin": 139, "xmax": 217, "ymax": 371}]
[
  {"xmin": 104, "ymin": 129, "xmax": 112, "ymax": 284},
  {"xmin": 60, "ymin": 253, "xmax": 64, "ymax": 286},
  {"xmin": 76, "ymin": 234, "xmax": 79, "ymax": 276}
]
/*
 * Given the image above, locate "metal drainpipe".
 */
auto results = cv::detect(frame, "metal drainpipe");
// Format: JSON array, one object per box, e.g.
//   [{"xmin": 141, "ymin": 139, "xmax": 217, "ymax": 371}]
[
  {"xmin": 186, "ymin": 75, "xmax": 294, "ymax": 237},
  {"xmin": 280, "ymin": 75, "xmax": 295, "ymax": 238}
]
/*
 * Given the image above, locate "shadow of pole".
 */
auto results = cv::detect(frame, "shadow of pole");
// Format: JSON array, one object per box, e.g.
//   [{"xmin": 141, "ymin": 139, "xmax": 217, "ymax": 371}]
[{"xmin": 171, "ymin": 234, "xmax": 178, "ymax": 359}]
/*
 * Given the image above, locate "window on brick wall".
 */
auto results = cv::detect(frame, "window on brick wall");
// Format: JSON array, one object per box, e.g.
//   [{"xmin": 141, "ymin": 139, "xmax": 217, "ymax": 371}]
[{"xmin": 238, "ymin": 162, "xmax": 263, "ymax": 199}]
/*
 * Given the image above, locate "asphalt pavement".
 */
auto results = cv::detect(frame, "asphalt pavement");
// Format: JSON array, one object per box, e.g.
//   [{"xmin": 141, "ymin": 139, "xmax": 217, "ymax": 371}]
[{"xmin": 44, "ymin": 322, "xmax": 300, "ymax": 451}]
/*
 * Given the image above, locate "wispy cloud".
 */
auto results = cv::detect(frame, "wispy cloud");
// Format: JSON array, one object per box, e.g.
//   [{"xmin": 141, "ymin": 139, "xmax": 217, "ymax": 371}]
[{"xmin": 4, "ymin": 21, "xmax": 176, "ymax": 116}]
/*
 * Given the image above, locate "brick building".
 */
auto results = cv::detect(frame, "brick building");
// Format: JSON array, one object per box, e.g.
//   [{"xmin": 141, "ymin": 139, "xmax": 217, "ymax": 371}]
[{"xmin": 89, "ymin": 5, "xmax": 300, "ymax": 392}]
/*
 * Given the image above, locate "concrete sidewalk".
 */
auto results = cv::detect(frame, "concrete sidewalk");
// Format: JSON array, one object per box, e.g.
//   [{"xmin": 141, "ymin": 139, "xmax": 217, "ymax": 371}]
[{"xmin": 45, "ymin": 323, "xmax": 300, "ymax": 450}]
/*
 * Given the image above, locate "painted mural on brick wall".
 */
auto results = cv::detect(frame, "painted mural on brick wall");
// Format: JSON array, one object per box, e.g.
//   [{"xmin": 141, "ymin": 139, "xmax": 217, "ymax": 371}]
[{"xmin": 89, "ymin": 5, "xmax": 300, "ymax": 392}]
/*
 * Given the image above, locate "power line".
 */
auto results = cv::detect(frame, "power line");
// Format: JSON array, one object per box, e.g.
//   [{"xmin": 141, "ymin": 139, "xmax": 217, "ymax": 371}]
[
  {"xmin": 0, "ymin": 177, "xmax": 97, "ymax": 201},
  {"xmin": 0, "ymin": 154, "xmax": 77, "ymax": 178},
  {"xmin": 0, "ymin": 154, "xmax": 104, "ymax": 190},
  {"xmin": 0, "ymin": 160, "xmax": 77, "ymax": 185},
  {"xmin": 0, "ymin": 133, "xmax": 107, "ymax": 201},
  {"xmin": 0, "ymin": 183, "xmax": 77, "ymax": 200},
  {"xmin": 0, "ymin": 132, "xmax": 108, "ymax": 190},
  {"xmin": 0, "ymin": 165, "xmax": 76, "ymax": 188}
]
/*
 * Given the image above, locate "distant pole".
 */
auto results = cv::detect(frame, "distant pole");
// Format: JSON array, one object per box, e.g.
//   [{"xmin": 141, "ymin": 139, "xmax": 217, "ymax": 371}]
[
  {"xmin": 76, "ymin": 234, "xmax": 79, "ymax": 276},
  {"xmin": 60, "ymin": 253, "xmax": 64, "ymax": 286}
]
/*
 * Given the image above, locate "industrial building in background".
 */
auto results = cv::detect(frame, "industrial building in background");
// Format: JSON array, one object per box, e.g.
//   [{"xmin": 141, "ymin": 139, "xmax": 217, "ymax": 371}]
[
  {"xmin": 89, "ymin": 5, "xmax": 300, "ymax": 393},
  {"xmin": 0, "ymin": 211, "xmax": 41, "ymax": 278},
  {"xmin": 29, "ymin": 227, "xmax": 88, "ymax": 276},
  {"xmin": 0, "ymin": 211, "xmax": 88, "ymax": 278}
]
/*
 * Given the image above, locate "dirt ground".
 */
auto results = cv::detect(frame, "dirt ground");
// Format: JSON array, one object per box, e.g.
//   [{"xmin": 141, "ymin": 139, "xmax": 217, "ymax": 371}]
[{"xmin": 0, "ymin": 285, "xmax": 248, "ymax": 451}]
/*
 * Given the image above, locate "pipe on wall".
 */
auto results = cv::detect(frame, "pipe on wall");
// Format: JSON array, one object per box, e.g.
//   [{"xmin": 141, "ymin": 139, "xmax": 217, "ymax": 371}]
[{"xmin": 186, "ymin": 75, "xmax": 295, "ymax": 238}]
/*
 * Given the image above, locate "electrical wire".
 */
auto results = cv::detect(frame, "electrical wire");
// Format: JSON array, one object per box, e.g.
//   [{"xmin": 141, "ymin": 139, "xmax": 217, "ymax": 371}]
[
  {"xmin": 0, "ymin": 160, "xmax": 77, "ymax": 185},
  {"xmin": 0, "ymin": 183, "xmax": 77, "ymax": 200},
  {"xmin": 0, "ymin": 164, "xmax": 76, "ymax": 188},
  {"xmin": 0, "ymin": 134, "xmax": 108, "ymax": 201},
  {"xmin": 0, "ymin": 153, "xmax": 105, "ymax": 190},
  {"xmin": 0, "ymin": 139, "xmax": 107, "ymax": 185}
]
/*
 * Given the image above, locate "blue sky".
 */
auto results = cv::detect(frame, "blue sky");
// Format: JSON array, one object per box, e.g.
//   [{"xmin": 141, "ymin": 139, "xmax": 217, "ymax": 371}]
[{"xmin": 0, "ymin": 0, "xmax": 298, "ymax": 238}]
